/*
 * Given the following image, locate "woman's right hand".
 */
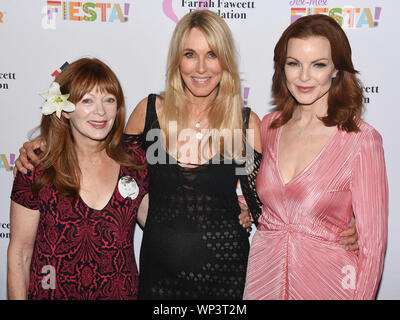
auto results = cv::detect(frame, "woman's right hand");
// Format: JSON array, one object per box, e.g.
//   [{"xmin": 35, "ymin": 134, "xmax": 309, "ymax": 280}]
[{"xmin": 13, "ymin": 140, "xmax": 46, "ymax": 175}]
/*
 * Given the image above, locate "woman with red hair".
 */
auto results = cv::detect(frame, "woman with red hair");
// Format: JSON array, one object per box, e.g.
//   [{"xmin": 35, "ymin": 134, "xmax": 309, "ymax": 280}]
[
  {"xmin": 7, "ymin": 58, "xmax": 148, "ymax": 299},
  {"xmin": 244, "ymin": 14, "xmax": 388, "ymax": 300}
]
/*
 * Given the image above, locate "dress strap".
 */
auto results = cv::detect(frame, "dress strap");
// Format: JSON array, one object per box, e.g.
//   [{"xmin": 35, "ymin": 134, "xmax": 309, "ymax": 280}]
[
  {"xmin": 143, "ymin": 94, "xmax": 159, "ymax": 136},
  {"xmin": 123, "ymin": 94, "xmax": 159, "ymax": 151}
]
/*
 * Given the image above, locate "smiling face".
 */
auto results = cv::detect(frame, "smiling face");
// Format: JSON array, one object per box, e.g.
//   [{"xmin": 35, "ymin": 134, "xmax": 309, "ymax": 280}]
[
  {"xmin": 284, "ymin": 36, "xmax": 338, "ymax": 108},
  {"xmin": 64, "ymin": 86, "xmax": 118, "ymax": 144},
  {"xmin": 179, "ymin": 27, "xmax": 223, "ymax": 103}
]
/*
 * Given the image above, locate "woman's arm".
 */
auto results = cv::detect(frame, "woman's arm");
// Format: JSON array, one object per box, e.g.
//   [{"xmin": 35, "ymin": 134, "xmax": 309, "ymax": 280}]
[
  {"xmin": 248, "ymin": 111, "xmax": 263, "ymax": 154},
  {"xmin": 237, "ymin": 111, "xmax": 263, "ymax": 226},
  {"xmin": 7, "ymin": 201, "xmax": 40, "ymax": 300},
  {"xmin": 137, "ymin": 194, "xmax": 149, "ymax": 228},
  {"xmin": 351, "ymin": 129, "xmax": 388, "ymax": 299}
]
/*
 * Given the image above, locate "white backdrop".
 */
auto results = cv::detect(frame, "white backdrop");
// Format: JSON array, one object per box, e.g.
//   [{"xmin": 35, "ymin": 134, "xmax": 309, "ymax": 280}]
[{"xmin": 0, "ymin": 0, "xmax": 398, "ymax": 299}]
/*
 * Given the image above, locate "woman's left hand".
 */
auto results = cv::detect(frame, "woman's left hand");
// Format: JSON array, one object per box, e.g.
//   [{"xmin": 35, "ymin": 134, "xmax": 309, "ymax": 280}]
[{"xmin": 340, "ymin": 217, "xmax": 359, "ymax": 254}]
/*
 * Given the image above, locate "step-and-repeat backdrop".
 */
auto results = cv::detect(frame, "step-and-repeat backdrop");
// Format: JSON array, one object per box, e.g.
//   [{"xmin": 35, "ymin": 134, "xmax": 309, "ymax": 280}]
[{"xmin": 0, "ymin": 0, "xmax": 398, "ymax": 299}]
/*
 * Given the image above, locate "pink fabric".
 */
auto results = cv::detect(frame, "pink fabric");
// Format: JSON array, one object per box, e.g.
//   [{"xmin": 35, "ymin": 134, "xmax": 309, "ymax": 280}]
[{"xmin": 244, "ymin": 112, "xmax": 388, "ymax": 300}]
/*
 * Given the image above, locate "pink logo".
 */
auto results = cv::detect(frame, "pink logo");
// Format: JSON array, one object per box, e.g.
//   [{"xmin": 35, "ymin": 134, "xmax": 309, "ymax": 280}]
[
  {"xmin": 243, "ymin": 87, "xmax": 250, "ymax": 106},
  {"xmin": 162, "ymin": 0, "xmax": 210, "ymax": 23},
  {"xmin": 162, "ymin": 0, "xmax": 179, "ymax": 23}
]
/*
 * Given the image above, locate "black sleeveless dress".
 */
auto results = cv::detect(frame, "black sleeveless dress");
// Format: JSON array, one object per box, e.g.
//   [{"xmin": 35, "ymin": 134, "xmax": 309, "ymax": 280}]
[{"xmin": 125, "ymin": 94, "xmax": 262, "ymax": 300}]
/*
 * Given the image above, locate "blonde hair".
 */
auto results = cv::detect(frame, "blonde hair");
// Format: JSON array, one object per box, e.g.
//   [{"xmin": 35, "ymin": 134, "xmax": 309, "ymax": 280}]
[{"xmin": 161, "ymin": 10, "xmax": 245, "ymax": 159}]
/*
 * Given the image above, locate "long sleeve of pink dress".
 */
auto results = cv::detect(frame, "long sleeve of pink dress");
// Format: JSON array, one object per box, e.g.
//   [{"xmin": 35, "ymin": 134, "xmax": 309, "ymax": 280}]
[{"xmin": 243, "ymin": 112, "xmax": 388, "ymax": 300}]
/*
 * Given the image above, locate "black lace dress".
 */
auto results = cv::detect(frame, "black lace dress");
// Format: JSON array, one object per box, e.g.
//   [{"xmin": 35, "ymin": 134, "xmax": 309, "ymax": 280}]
[{"xmin": 125, "ymin": 94, "xmax": 262, "ymax": 300}]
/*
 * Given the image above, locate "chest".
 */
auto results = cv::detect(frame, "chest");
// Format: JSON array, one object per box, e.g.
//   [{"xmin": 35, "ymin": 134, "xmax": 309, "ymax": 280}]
[
  {"xmin": 278, "ymin": 126, "xmax": 337, "ymax": 184},
  {"xmin": 258, "ymin": 126, "xmax": 358, "ymax": 195},
  {"xmin": 36, "ymin": 171, "xmax": 140, "ymax": 231},
  {"xmin": 79, "ymin": 163, "xmax": 121, "ymax": 211}
]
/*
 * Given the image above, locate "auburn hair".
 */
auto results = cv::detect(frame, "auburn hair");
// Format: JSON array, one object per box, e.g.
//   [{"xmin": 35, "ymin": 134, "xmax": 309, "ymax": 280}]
[
  {"xmin": 33, "ymin": 57, "xmax": 143, "ymax": 198},
  {"xmin": 270, "ymin": 14, "xmax": 363, "ymax": 132}
]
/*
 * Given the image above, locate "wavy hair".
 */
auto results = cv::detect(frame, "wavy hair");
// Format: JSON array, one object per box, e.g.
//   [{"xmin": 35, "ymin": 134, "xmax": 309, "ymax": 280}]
[
  {"xmin": 33, "ymin": 58, "xmax": 142, "ymax": 198},
  {"xmin": 161, "ymin": 10, "xmax": 245, "ymax": 158},
  {"xmin": 271, "ymin": 14, "xmax": 363, "ymax": 132}
]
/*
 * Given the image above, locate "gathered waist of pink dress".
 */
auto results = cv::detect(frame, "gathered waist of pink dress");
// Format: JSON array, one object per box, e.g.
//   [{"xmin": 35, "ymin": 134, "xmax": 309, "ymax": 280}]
[{"xmin": 256, "ymin": 221, "xmax": 343, "ymax": 246}]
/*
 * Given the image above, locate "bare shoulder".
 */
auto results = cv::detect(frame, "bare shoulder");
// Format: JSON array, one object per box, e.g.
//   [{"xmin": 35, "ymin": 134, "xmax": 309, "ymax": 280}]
[
  {"xmin": 125, "ymin": 94, "xmax": 164, "ymax": 134},
  {"xmin": 248, "ymin": 111, "xmax": 261, "ymax": 130},
  {"xmin": 125, "ymin": 97, "xmax": 148, "ymax": 134},
  {"xmin": 247, "ymin": 111, "xmax": 262, "ymax": 153}
]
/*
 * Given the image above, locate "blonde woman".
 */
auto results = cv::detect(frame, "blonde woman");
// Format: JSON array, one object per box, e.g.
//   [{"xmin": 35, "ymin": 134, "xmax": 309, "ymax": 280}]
[{"xmin": 125, "ymin": 10, "xmax": 263, "ymax": 299}]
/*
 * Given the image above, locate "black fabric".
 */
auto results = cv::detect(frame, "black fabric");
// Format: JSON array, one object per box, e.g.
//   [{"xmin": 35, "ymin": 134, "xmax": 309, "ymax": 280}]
[{"xmin": 124, "ymin": 94, "xmax": 262, "ymax": 299}]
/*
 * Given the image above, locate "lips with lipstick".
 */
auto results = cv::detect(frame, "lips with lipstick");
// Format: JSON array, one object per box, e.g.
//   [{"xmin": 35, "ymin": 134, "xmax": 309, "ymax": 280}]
[
  {"xmin": 297, "ymin": 86, "xmax": 315, "ymax": 93},
  {"xmin": 89, "ymin": 120, "xmax": 108, "ymax": 129}
]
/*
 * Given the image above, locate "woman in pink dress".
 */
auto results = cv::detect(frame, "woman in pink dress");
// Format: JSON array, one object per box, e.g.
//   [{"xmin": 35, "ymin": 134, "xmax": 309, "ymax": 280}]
[{"xmin": 243, "ymin": 14, "xmax": 388, "ymax": 300}]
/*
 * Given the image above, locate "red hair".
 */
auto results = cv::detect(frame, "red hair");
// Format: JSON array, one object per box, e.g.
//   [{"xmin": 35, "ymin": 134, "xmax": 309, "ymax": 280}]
[
  {"xmin": 271, "ymin": 14, "xmax": 363, "ymax": 132},
  {"xmin": 33, "ymin": 58, "xmax": 142, "ymax": 198}
]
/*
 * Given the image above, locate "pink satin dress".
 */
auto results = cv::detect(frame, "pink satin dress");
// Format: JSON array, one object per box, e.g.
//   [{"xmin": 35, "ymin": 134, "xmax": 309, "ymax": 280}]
[{"xmin": 243, "ymin": 112, "xmax": 388, "ymax": 300}]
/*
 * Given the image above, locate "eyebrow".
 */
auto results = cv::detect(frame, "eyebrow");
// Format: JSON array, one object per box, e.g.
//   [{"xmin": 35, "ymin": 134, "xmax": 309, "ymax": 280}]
[
  {"xmin": 286, "ymin": 56, "xmax": 330, "ymax": 63},
  {"xmin": 83, "ymin": 91, "xmax": 113, "ymax": 98},
  {"xmin": 183, "ymin": 48, "xmax": 216, "ymax": 56},
  {"xmin": 83, "ymin": 92, "xmax": 96, "ymax": 97}
]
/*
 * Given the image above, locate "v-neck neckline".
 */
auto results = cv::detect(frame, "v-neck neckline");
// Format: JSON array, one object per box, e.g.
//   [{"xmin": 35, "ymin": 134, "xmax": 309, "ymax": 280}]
[
  {"xmin": 78, "ymin": 166, "xmax": 122, "ymax": 212},
  {"xmin": 276, "ymin": 124, "xmax": 339, "ymax": 186}
]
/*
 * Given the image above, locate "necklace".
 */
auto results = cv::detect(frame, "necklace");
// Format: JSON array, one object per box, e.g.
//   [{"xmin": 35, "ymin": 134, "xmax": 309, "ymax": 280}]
[
  {"xmin": 195, "ymin": 120, "xmax": 203, "ymax": 140},
  {"xmin": 292, "ymin": 118, "xmax": 305, "ymax": 136},
  {"xmin": 193, "ymin": 115, "xmax": 208, "ymax": 140},
  {"xmin": 189, "ymin": 105, "xmax": 210, "ymax": 140},
  {"xmin": 297, "ymin": 126, "xmax": 304, "ymax": 136},
  {"xmin": 293, "ymin": 118, "xmax": 316, "ymax": 137}
]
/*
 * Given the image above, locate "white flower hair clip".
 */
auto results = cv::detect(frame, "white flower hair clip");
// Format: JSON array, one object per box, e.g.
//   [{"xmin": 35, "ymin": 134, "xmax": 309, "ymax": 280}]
[{"xmin": 40, "ymin": 82, "xmax": 75, "ymax": 118}]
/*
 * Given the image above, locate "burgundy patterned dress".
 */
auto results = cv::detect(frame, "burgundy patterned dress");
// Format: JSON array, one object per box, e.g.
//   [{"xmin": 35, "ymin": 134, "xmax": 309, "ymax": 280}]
[{"xmin": 11, "ymin": 143, "xmax": 148, "ymax": 300}]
